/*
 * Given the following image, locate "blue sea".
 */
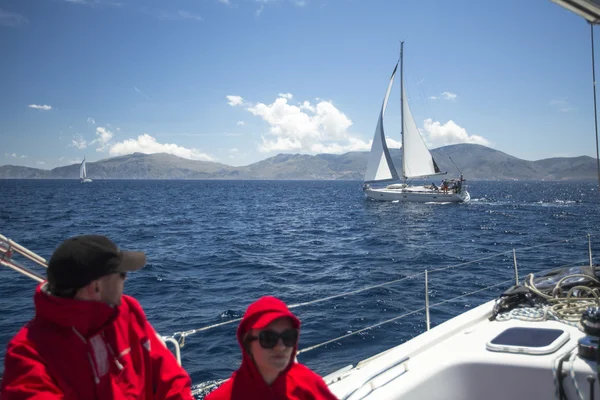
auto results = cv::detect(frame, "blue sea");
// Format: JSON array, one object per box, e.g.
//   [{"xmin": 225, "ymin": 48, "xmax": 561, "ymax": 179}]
[{"xmin": 0, "ymin": 179, "xmax": 598, "ymax": 398}]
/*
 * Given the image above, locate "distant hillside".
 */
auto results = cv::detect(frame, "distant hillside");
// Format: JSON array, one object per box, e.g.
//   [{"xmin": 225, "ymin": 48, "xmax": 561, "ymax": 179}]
[
  {"xmin": 0, "ymin": 165, "xmax": 49, "ymax": 179},
  {"xmin": 0, "ymin": 145, "xmax": 597, "ymax": 181}
]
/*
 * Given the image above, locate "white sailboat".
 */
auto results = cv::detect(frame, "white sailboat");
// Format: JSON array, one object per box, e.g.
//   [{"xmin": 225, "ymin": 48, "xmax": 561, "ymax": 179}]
[
  {"xmin": 80, "ymin": 158, "xmax": 92, "ymax": 183},
  {"xmin": 363, "ymin": 42, "xmax": 470, "ymax": 203}
]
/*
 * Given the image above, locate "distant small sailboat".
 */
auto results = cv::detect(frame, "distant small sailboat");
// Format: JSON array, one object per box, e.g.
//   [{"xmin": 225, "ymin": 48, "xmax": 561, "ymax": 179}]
[{"xmin": 80, "ymin": 158, "xmax": 92, "ymax": 183}]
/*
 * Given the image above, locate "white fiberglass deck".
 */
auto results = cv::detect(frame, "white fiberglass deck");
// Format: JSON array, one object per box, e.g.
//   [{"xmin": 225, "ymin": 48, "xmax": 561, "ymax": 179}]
[{"xmin": 326, "ymin": 300, "xmax": 595, "ymax": 400}]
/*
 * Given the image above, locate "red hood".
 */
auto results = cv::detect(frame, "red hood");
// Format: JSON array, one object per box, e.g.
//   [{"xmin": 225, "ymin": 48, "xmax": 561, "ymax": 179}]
[
  {"xmin": 34, "ymin": 282, "xmax": 120, "ymax": 338},
  {"xmin": 236, "ymin": 296, "xmax": 301, "ymax": 385},
  {"xmin": 206, "ymin": 297, "xmax": 338, "ymax": 400}
]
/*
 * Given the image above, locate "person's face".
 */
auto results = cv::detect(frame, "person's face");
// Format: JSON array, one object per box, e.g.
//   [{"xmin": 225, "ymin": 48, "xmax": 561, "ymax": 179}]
[
  {"xmin": 248, "ymin": 317, "xmax": 297, "ymax": 377},
  {"xmin": 98, "ymin": 272, "xmax": 126, "ymax": 305}
]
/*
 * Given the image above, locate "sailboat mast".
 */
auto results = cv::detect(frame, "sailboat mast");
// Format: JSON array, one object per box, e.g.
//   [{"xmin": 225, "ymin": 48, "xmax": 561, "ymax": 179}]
[{"xmin": 400, "ymin": 41, "xmax": 406, "ymax": 183}]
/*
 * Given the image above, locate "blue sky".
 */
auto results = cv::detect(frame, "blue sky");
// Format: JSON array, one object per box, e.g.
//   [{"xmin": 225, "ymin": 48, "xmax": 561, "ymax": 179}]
[{"xmin": 0, "ymin": 0, "xmax": 597, "ymax": 168}]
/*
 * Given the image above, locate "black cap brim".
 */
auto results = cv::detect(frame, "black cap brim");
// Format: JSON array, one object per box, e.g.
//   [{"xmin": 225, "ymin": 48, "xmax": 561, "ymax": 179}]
[{"xmin": 114, "ymin": 251, "xmax": 146, "ymax": 272}]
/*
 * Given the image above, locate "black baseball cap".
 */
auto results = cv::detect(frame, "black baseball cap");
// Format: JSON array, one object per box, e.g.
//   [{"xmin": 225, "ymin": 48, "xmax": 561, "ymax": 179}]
[{"xmin": 47, "ymin": 235, "xmax": 146, "ymax": 292}]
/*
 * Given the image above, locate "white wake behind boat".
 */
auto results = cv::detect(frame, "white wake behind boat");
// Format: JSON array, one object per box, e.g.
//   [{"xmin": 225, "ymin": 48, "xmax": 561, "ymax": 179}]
[
  {"xmin": 363, "ymin": 42, "xmax": 469, "ymax": 203},
  {"xmin": 80, "ymin": 157, "xmax": 92, "ymax": 183}
]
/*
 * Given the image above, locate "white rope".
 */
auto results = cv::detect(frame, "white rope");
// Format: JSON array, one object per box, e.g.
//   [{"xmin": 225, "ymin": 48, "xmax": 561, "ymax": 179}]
[
  {"xmin": 495, "ymin": 259, "xmax": 600, "ymax": 328},
  {"xmin": 569, "ymin": 348, "xmax": 585, "ymax": 400}
]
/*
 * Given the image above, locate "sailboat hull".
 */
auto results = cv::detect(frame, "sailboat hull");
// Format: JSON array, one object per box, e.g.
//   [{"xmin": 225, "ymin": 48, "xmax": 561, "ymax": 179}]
[
  {"xmin": 364, "ymin": 186, "xmax": 470, "ymax": 203},
  {"xmin": 80, "ymin": 178, "xmax": 92, "ymax": 183}
]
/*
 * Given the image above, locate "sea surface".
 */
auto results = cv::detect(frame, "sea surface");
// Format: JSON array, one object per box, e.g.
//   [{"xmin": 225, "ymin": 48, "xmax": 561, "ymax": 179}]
[{"xmin": 0, "ymin": 179, "xmax": 598, "ymax": 398}]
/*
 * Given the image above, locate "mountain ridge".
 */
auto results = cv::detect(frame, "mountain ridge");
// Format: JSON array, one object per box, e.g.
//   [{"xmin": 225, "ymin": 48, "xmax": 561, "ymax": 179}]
[{"xmin": 0, "ymin": 145, "xmax": 596, "ymax": 181}]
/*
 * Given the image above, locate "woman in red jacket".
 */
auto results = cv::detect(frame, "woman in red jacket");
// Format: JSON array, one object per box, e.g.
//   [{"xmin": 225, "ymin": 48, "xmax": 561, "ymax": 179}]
[{"xmin": 206, "ymin": 296, "xmax": 338, "ymax": 400}]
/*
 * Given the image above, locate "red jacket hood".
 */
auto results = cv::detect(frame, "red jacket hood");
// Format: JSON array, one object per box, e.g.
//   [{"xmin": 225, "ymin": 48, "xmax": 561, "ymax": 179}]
[
  {"xmin": 2, "ymin": 282, "xmax": 194, "ymax": 399},
  {"xmin": 236, "ymin": 296, "xmax": 300, "ymax": 380},
  {"xmin": 206, "ymin": 296, "xmax": 338, "ymax": 400},
  {"xmin": 34, "ymin": 282, "xmax": 120, "ymax": 338}
]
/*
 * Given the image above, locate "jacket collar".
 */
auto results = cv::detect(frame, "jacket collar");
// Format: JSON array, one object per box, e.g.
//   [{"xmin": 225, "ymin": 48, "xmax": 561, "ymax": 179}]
[{"xmin": 34, "ymin": 282, "xmax": 119, "ymax": 338}]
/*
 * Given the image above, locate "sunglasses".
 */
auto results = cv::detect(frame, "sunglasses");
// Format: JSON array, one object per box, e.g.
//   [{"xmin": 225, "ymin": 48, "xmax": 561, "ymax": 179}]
[{"xmin": 249, "ymin": 329, "xmax": 298, "ymax": 349}]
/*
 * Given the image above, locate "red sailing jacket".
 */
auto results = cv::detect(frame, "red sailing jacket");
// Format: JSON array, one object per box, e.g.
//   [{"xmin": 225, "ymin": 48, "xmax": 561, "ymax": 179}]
[
  {"xmin": 205, "ymin": 296, "xmax": 338, "ymax": 400},
  {"xmin": 0, "ymin": 283, "xmax": 194, "ymax": 400}
]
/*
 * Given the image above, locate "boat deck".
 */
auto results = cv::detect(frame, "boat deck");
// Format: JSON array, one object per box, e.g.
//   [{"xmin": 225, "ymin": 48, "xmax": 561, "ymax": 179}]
[{"xmin": 327, "ymin": 300, "xmax": 596, "ymax": 399}]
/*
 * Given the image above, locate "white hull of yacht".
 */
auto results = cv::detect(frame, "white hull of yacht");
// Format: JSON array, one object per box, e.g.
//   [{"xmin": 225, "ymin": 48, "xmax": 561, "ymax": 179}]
[
  {"xmin": 80, "ymin": 178, "xmax": 92, "ymax": 183},
  {"xmin": 364, "ymin": 186, "xmax": 470, "ymax": 203},
  {"xmin": 325, "ymin": 298, "xmax": 596, "ymax": 400}
]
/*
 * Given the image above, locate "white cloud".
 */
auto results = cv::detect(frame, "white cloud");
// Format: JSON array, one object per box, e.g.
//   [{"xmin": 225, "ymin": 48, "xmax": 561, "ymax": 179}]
[
  {"xmin": 237, "ymin": 121, "xmax": 245, "ymax": 126},
  {"xmin": 550, "ymin": 99, "xmax": 575, "ymax": 113},
  {"xmin": 429, "ymin": 92, "xmax": 457, "ymax": 101},
  {"xmin": 142, "ymin": 8, "xmax": 202, "ymax": 22},
  {"xmin": 134, "ymin": 86, "xmax": 151, "ymax": 100},
  {"xmin": 6, "ymin": 152, "xmax": 27, "ymax": 158},
  {"xmin": 0, "ymin": 9, "xmax": 28, "ymax": 27},
  {"xmin": 71, "ymin": 135, "xmax": 88, "ymax": 149},
  {"xmin": 36, "ymin": 161, "xmax": 46, "ymax": 165},
  {"xmin": 109, "ymin": 133, "xmax": 216, "ymax": 161},
  {"xmin": 278, "ymin": 93, "xmax": 293, "ymax": 100},
  {"xmin": 442, "ymin": 92, "xmax": 457, "ymax": 101},
  {"xmin": 232, "ymin": 93, "xmax": 371, "ymax": 154},
  {"xmin": 228, "ymin": 148, "xmax": 240, "ymax": 160},
  {"xmin": 310, "ymin": 137, "xmax": 372, "ymax": 154},
  {"xmin": 384, "ymin": 136, "xmax": 402, "ymax": 149},
  {"xmin": 87, "ymin": 117, "xmax": 96, "ymax": 125},
  {"xmin": 63, "ymin": 0, "xmax": 123, "ymax": 5},
  {"xmin": 227, "ymin": 95, "xmax": 244, "ymax": 106},
  {"xmin": 292, "ymin": 0, "xmax": 306, "ymax": 6},
  {"xmin": 172, "ymin": 10, "xmax": 202, "ymax": 21},
  {"xmin": 91, "ymin": 127, "xmax": 114, "ymax": 151},
  {"xmin": 300, "ymin": 101, "xmax": 315, "ymax": 112},
  {"xmin": 422, "ymin": 118, "xmax": 491, "ymax": 148},
  {"xmin": 28, "ymin": 104, "xmax": 53, "ymax": 111}
]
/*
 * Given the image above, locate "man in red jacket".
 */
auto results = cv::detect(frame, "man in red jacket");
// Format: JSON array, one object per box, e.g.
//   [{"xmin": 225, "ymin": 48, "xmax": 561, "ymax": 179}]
[{"xmin": 0, "ymin": 235, "xmax": 195, "ymax": 400}]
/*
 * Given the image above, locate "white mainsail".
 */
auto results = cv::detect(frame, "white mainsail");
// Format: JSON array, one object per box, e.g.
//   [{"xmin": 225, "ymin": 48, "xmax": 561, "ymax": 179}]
[
  {"xmin": 363, "ymin": 43, "xmax": 468, "ymax": 203},
  {"xmin": 80, "ymin": 158, "xmax": 87, "ymax": 180},
  {"xmin": 401, "ymin": 84, "xmax": 441, "ymax": 179},
  {"xmin": 364, "ymin": 64, "xmax": 400, "ymax": 183},
  {"xmin": 365, "ymin": 43, "xmax": 443, "ymax": 185}
]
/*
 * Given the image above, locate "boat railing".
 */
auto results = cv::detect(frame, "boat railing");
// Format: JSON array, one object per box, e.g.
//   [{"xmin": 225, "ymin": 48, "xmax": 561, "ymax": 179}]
[
  {"xmin": 0, "ymin": 232, "xmax": 597, "ymax": 396},
  {"xmin": 176, "ymin": 234, "xmax": 594, "ymax": 348},
  {"xmin": 185, "ymin": 234, "xmax": 595, "ymax": 395}
]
